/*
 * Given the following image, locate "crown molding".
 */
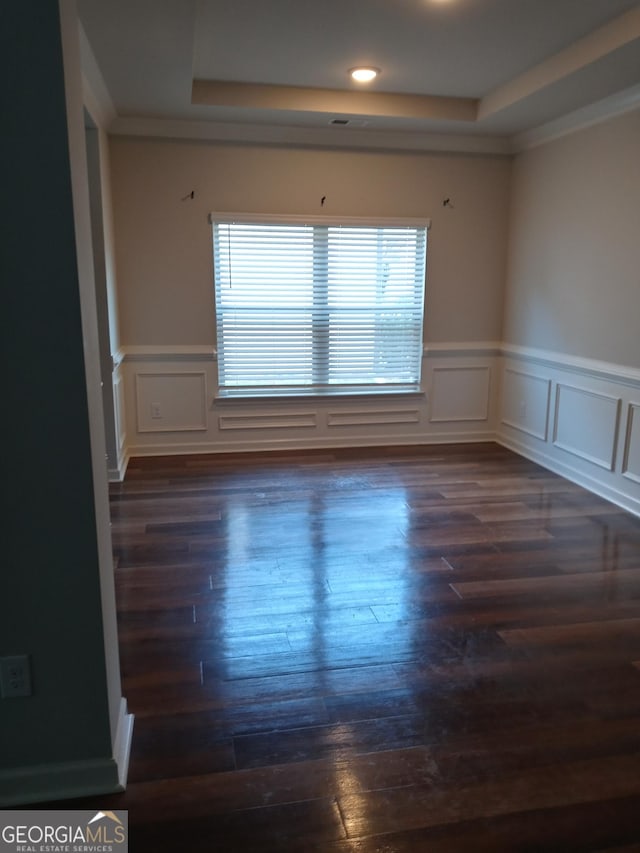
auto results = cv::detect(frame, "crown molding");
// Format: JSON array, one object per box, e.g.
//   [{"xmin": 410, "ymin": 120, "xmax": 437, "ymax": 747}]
[
  {"xmin": 108, "ymin": 116, "xmax": 513, "ymax": 156},
  {"xmin": 479, "ymin": 7, "xmax": 640, "ymax": 123},
  {"xmin": 513, "ymin": 82, "xmax": 640, "ymax": 152},
  {"xmin": 94, "ymin": 89, "xmax": 640, "ymax": 157}
]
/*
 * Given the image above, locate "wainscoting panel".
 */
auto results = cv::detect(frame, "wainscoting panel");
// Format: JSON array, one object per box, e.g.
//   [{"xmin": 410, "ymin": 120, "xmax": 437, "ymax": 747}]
[
  {"xmin": 135, "ymin": 372, "xmax": 207, "ymax": 433},
  {"xmin": 219, "ymin": 412, "xmax": 316, "ymax": 430},
  {"xmin": 327, "ymin": 408, "xmax": 420, "ymax": 427},
  {"xmin": 501, "ymin": 368, "xmax": 550, "ymax": 441},
  {"xmin": 553, "ymin": 384, "xmax": 621, "ymax": 471},
  {"xmin": 498, "ymin": 346, "xmax": 640, "ymax": 517},
  {"xmin": 429, "ymin": 366, "xmax": 491, "ymax": 423},
  {"xmin": 118, "ymin": 344, "xmax": 640, "ymax": 516},
  {"xmin": 623, "ymin": 403, "xmax": 640, "ymax": 484},
  {"xmin": 121, "ymin": 344, "xmax": 499, "ymax": 457}
]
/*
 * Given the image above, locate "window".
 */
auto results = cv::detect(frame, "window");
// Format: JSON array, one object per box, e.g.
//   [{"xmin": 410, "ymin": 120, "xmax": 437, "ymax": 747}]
[{"xmin": 211, "ymin": 214, "xmax": 428, "ymax": 395}]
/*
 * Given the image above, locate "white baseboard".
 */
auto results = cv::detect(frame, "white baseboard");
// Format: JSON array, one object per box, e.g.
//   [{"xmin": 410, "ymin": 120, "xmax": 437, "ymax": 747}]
[
  {"xmin": 498, "ymin": 430, "xmax": 640, "ymax": 518},
  {"xmin": 113, "ymin": 698, "xmax": 134, "ymax": 790},
  {"xmin": 127, "ymin": 430, "xmax": 498, "ymax": 458},
  {"xmin": 108, "ymin": 451, "xmax": 130, "ymax": 482}
]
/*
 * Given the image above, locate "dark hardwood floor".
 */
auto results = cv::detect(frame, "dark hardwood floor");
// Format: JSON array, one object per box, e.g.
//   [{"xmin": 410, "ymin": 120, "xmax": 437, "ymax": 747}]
[{"xmin": 39, "ymin": 444, "xmax": 640, "ymax": 850}]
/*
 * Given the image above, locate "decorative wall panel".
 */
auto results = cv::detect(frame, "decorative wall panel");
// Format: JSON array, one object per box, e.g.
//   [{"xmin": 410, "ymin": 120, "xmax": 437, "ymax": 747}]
[
  {"xmin": 218, "ymin": 412, "xmax": 316, "ymax": 430},
  {"xmin": 501, "ymin": 368, "xmax": 550, "ymax": 440},
  {"xmin": 136, "ymin": 372, "xmax": 207, "ymax": 432},
  {"xmin": 429, "ymin": 366, "xmax": 491, "ymax": 423},
  {"xmin": 327, "ymin": 409, "xmax": 420, "ymax": 427},
  {"xmin": 553, "ymin": 383, "xmax": 620, "ymax": 471},
  {"xmin": 622, "ymin": 403, "xmax": 640, "ymax": 484}
]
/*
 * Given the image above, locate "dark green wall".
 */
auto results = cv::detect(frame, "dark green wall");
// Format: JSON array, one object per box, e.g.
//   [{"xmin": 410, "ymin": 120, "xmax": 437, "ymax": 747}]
[{"xmin": 0, "ymin": 1, "xmax": 112, "ymax": 772}]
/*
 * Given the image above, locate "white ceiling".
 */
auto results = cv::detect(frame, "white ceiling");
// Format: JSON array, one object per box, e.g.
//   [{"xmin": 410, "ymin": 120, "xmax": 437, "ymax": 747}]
[{"xmin": 78, "ymin": 0, "xmax": 640, "ymax": 150}]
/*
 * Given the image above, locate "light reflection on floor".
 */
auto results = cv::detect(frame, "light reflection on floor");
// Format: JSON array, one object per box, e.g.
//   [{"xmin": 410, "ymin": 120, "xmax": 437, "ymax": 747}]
[{"xmin": 219, "ymin": 482, "xmax": 412, "ymax": 677}]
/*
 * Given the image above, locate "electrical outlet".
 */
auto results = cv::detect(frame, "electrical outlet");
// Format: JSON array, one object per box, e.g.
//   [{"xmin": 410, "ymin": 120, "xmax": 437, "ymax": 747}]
[
  {"xmin": 0, "ymin": 655, "xmax": 32, "ymax": 698},
  {"xmin": 151, "ymin": 402, "xmax": 162, "ymax": 419}
]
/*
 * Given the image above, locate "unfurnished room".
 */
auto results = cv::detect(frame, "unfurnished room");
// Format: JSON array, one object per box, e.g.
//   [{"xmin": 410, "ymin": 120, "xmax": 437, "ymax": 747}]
[{"xmin": 3, "ymin": 1, "xmax": 640, "ymax": 850}]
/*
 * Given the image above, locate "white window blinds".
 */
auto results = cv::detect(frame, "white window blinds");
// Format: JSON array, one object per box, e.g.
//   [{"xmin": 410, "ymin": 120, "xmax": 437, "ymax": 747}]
[{"xmin": 211, "ymin": 215, "xmax": 428, "ymax": 394}]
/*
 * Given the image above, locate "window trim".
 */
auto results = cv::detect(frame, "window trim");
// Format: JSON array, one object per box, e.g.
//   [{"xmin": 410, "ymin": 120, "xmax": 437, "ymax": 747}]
[
  {"xmin": 213, "ymin": 384, "xmax": 427, "ymax": 402},
  {"xmin": 210, "ymin": 212, "xmax": 431, "ymax": 398},
  {"xmin": 208, "ymin": 212, "xmax": 431, "ymax": 230}
]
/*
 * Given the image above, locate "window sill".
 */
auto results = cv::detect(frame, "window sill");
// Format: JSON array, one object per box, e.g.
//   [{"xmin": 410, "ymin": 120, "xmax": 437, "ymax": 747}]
[{"xmin": 214, "ymin": 386, "xmax": 425, "ymax": 403}]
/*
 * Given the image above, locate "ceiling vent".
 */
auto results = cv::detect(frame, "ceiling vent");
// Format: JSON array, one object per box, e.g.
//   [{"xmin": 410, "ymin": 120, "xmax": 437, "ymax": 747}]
[{"xmin": 329, "ymin": 118, "xmax": 370, "ymax": 127}]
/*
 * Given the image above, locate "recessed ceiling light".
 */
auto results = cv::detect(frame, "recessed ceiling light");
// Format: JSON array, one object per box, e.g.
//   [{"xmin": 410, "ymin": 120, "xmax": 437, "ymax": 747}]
[{"xmin": 349, "ymin": 67, "xmax": 380, "ymax": 83}]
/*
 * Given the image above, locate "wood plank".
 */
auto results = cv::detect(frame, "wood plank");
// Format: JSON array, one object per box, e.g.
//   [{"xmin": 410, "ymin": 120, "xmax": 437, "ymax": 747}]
[
  {"xmin": 452, "ymin": 568, "xmax": 640, "ymax": 600},
  {"xmin": 499, "ymin": 616, "xmax": 640, "ymax": 647},
  {"xmin": 338, "ymin": 752, "xmax": 640, "ymax": 838},
  {"xmin": 33, "ymin": 443, "xmax": 640, "ymax": 851}
]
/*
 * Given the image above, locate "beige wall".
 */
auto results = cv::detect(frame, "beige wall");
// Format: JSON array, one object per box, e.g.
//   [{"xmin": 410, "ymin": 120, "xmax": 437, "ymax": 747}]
[
  {"xmin": 503, "ymin": 108, "xmax": 640, "ymax": 367},
  {"xmin": 109, "ymin": 138, "xmax": 511, "ymax": 347}
]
